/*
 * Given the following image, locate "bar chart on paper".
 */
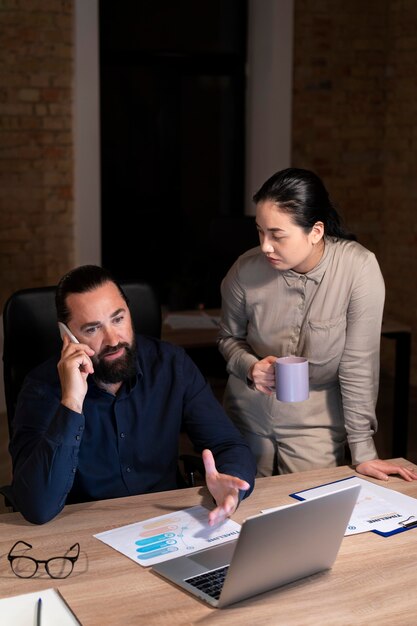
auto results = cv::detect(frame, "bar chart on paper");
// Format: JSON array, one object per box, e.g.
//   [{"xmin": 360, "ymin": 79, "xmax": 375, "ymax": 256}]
[{"xmin": 94, "ymin": 505, "xmax": 241, "ymax": 566}]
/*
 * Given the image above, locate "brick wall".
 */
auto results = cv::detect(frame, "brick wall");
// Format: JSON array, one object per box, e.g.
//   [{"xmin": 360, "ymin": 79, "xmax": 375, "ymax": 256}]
[
  {"xmin": 0, "ymin": 0, "xmax": 74, "ymax": 308},
  {"xmin": 292, "ymin": 0, "xmax": 417, "ymax": 384},
  {"xmin": 1, "ymin": 0, "xmax": 416, "ymax": 386}
]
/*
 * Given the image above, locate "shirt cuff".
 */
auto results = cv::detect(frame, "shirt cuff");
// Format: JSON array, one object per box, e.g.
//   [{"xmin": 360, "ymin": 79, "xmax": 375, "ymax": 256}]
[
  {"xmin": 349, "ymin": 438, "xmax": 379, "ymax": 466},
  {"xmin": 231, "ymin": 353, "xmax": 258, "ymax": 384},
  {"xmin": 46, "ymin": 404, "xmax": 85, "ymax": 446}
]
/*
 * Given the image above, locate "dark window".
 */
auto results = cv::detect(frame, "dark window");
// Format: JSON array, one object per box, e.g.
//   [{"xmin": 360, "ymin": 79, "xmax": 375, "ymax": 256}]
[{"xmin": 99, "ymin": 1, "xmax": 248, "ymax": 308}]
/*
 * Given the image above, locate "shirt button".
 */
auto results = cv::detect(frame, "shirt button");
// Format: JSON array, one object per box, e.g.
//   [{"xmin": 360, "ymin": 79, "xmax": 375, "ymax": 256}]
[
  {"xmin": 79, "ymin": 425, "xmax": 84, "ymax": 431},
  {"xmin": 120, "ymin": 432, "xmax": 125, "ymax": 438},
  {"xmin": 126, "ymin": 467, "xmax": 131, "ymax": 473},
  {"xmin": 72, "ymin": 467, "xmax": 76, "ymax": 473},
  {"xmin": 75, "ymin": 435, "xmax": 80, "ymax": 441}
]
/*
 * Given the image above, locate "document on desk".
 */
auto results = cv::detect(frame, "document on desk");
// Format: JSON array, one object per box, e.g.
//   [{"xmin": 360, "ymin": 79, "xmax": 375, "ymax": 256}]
[
  {"xmin": 0, "ymin": 588, "xmax": 81, "ymax": 626},
  {"xmin": 268, "ymin": 476, "xmax": 417, "ymax": 537},
  {"xmin": 94, "ymin": 505, "xmax": 241, "ymax": 566}
]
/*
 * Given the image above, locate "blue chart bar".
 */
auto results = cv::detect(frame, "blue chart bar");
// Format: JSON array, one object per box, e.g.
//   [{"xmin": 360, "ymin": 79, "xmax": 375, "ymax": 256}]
[
  {"xmin": 136, "ymin": 545, "xmax": 179, "ymax": 560},
  {"xmin": 135, "ymin": 532, "xmax": 178, "ymax": 559}
]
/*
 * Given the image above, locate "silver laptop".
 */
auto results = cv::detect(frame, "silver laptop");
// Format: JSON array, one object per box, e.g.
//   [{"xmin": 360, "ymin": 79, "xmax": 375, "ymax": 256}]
[{"xmin": 152, "ymin": 484, "xmax": 360, "ymax": 608}]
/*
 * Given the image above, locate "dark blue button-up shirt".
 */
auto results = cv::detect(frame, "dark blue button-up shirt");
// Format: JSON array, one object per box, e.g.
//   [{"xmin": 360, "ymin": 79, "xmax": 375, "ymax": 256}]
[{"xmin": 10, "ymin": 335, "xmax": 256, "ymax": 524}]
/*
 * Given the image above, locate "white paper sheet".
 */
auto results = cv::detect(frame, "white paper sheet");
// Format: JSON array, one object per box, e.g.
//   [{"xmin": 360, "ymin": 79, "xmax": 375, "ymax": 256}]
[
  {"xmin": 94, "ymin": 505, "xmax": 241, "ymax": 566},
  {"xmin": 0, "ymin": 588, "xmax": 80, "ymax": 626},
  {"xmin": 263, "ymin": 476, "xmax": 417, "ymax": 536}
]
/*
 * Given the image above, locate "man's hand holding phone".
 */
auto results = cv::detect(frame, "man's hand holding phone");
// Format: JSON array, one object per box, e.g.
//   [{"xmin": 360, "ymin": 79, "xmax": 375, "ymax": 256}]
[
  {"xmin": 58, "ymin": 322, "xmax": 80, "ymax": 344},
  {"xmin": 57, "ymin": 325, "xmax": 95, "ymax": 414}
]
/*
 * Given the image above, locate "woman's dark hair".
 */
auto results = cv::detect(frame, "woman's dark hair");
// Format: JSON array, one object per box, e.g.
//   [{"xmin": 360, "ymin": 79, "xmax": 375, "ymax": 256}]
[
  {"xmin": 253, "ymin": 167, "xmax": 356, "ymax": 240},
  {"xmin": 56, "ymin": 264, "xmax": 128, "ymax": 323}
]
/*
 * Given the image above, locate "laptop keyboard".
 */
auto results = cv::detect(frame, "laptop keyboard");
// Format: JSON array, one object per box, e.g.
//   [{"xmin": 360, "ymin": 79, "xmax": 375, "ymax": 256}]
[{"xmin": 185, "ymin": 565, "xmax": 229, "ymax": 600}]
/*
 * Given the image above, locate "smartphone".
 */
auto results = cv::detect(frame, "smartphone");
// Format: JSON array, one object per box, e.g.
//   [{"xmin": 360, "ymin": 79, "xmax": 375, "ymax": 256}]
[{"xmin": 58, "ymin": 322, "xmax": 80, "ymax": 344}]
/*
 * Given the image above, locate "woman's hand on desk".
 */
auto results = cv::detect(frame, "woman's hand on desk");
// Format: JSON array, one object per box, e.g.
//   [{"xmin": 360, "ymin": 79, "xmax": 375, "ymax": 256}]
[
  {"xmin": 202, "ymin": 449, "xmax": 250, "ymax": 526},
  {"xmin": 356, "ymin": 459, "xmax": 417, "ymax": 482}
]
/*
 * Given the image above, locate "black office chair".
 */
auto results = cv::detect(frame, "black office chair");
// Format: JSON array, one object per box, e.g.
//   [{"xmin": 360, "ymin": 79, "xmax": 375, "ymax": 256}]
[
  {"xmin": 2, "ymin": 281, "xmax": 162, "ymax": 436},
  {"xmin": 1, "ymin": 280, "xmax": 203, "ymax": 508}
]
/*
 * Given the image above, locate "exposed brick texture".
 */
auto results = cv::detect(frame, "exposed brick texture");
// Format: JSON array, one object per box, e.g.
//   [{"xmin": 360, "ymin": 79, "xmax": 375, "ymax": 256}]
[
  {"xmin": 0, "ymin": 0, "xmax": 74, "ymax": 306},
  {"xmin": 293, "ymin": 0, "xmax": 417, "ymax": 384}
]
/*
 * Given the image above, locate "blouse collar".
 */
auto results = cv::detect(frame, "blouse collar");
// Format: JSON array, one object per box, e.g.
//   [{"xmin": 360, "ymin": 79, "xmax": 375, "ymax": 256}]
[{"xmin": 281, "ymin": 237, "xmax": 333, "ymax": 286}]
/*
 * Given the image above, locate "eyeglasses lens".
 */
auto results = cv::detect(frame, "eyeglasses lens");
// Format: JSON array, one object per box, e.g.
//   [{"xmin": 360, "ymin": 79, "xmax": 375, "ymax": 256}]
[
  {"xmin": 11, "ymin": 557, "xmax": 37, "ymax": 578},
  {"xmin": 47, "ymin": 557, "xmax": 73, "ymax": 578}
]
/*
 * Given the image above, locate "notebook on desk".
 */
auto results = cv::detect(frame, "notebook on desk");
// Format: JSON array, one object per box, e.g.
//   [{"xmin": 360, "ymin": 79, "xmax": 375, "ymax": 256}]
[{"xmin": 152, "ymin": 484, "xmax": 360, "ymax": 608}]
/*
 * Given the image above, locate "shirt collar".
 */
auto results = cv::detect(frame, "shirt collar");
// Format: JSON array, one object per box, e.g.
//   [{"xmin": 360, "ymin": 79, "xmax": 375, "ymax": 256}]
[{"xmin": 282, "ymin": 237, "xmax": 332, "ymax": 286}]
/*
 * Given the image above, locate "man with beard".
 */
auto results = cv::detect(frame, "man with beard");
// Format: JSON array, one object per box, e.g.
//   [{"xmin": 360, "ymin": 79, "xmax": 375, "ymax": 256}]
[{"xmin": 9, "ymin": 265, "xmax": 256, "ymax": 525}]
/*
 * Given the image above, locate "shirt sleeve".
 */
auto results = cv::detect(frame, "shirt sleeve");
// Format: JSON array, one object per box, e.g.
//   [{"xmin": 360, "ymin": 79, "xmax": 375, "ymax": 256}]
[
  {"xmin": 338, "ymin": 251, "xmax": 385, "ymax": 465},
  {"xmin": 179, "ymin": 349, "xmax": 256, "ymax": 494},
  {"xmin": 217, "ymin": 260, "xmax": 259, "ymax": 383},
  {"xmin": 9, "ymin": 377, "xmax": 85, "ymax": 524}
]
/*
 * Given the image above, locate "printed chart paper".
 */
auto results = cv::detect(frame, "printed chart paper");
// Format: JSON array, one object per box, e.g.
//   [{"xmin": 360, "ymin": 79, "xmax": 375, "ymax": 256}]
[
  {"xmin": 263, "ymin": 476, "xmax": 417, "ymax": 537},
  {"xmin": 94, "ymin": 505, "xmax": 241, "ymax": 566}
]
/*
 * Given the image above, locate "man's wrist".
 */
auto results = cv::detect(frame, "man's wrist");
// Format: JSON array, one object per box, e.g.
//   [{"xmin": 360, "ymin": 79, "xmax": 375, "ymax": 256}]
[{"xmin": 61, "ymin": 398, "xmax": 83, "ymax": 414}]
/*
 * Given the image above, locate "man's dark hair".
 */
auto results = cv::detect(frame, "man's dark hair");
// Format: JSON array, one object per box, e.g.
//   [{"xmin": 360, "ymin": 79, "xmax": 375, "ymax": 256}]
[{"xmin": 55, "ymin": 265, "xmax": 128, "ymax": 323}]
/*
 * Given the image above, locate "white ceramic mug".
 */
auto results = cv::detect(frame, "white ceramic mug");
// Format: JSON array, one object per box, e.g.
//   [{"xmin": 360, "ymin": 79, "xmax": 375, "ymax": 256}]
[{"xmin": 275, "ymin": 356, "xmax": 309, "ymax": 402}]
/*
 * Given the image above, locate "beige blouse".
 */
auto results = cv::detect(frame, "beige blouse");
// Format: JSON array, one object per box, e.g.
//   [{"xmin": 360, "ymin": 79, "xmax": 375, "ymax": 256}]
[{"xmin": 218, "ymin": 237, "xmax": 386, "ymax": 466}]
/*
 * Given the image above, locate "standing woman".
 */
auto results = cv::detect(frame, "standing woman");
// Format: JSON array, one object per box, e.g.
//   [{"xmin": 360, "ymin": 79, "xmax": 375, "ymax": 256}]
[{"xmin": 218, "ymin": 168, "xmax": 417, "ymax": 482}]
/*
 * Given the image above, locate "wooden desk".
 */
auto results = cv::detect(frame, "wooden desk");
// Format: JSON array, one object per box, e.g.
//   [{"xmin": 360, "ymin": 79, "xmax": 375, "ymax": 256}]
[
  {"xmin": 163, "ymin": 311, "xmax": 412, "ymax": 459},
  {"xmin": 0, "ymin": 460, "xmax": 416, "ymax": 625}
]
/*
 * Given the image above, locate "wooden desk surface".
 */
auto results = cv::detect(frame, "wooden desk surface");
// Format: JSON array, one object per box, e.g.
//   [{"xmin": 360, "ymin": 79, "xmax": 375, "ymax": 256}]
[{"xmin": 0, "ymin": 460, "xmax": 416, "ymax": 625}]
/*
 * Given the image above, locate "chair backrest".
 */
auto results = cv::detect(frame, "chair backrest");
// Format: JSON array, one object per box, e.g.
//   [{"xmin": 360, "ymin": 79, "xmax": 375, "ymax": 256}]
[{"xmin": 2, "ymin": 280, "xmax": 161, "ymax": 438}]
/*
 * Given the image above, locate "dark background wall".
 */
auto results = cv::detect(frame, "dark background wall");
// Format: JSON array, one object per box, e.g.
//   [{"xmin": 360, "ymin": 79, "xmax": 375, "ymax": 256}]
[
  {"xmin": 99, "ymin": 1, "xmax": 248, "ymax": 309},
  {"xmin": 1, "ymin": 0, "xmax": 417, "ymax": 387}
]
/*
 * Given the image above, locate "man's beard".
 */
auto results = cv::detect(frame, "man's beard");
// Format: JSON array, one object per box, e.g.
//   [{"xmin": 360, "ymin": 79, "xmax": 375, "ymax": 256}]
[{"xmin": 92, "ymin": 336, "xmax": 137, "ymax": 384}]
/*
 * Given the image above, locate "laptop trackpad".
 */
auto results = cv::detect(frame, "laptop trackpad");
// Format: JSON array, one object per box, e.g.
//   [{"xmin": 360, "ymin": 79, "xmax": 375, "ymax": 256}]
[{"xmin": 189, "ymin": 541, "xmax": 237, "ymax": 570}]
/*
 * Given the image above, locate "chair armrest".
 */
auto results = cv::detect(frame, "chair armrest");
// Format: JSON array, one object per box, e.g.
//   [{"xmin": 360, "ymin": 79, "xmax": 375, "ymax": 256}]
[
  {"xmin": 0, "ymin": 484, "xmax": 18, "ymax": 512},
  {"xmin": 179, "ymin": 454, "xmax": 206, "ymax": 488}
]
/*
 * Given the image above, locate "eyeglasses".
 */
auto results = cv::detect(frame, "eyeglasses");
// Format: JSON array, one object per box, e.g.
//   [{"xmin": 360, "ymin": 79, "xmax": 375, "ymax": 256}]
[{"xmin": 8, "ymin": 540, "xmax": 80, "ymax": 579}]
